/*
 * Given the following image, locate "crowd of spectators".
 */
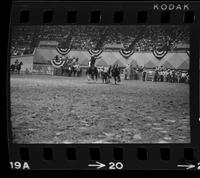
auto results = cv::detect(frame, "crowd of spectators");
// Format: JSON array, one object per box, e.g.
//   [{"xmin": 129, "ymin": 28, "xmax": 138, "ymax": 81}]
[
  {"xmin": 143, "ymin": 66, "xmax": 189, "ymax": 83},
  {"xmin": 123, "ymin": 65, "xmax": 189, "ymax": 83},
  {"xmin": 11, "ymin": 25, "xmax": 189, "ymax": 56}
]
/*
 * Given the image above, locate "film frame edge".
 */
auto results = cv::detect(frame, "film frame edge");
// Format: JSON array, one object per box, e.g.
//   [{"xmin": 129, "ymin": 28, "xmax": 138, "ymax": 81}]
[{"xmin": 7, "ymin": 1, "xmax": 200, "ymax": 170}]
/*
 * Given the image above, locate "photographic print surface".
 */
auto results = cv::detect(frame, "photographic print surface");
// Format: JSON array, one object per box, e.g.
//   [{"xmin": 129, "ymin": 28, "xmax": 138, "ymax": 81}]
[{"xmin": 10, "ymin": 25, "xmax": 190, "ymax": 143}]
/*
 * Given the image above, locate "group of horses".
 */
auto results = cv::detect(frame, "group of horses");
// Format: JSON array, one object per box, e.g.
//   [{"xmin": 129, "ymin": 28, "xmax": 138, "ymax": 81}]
[
  {"xmin": 58, "ymin": 55, "xmax": 121, "ymax": 84},
  {"xmin": 10, "ymin": 61, "xmax": 23, "ymax": 74},
  {"xmin": 10, "ymin": 57, "xmax": 121, "ymax": 85},
  {"xmin": 86, "ymin": 65, "xmax": 121, "ymax": 84}
]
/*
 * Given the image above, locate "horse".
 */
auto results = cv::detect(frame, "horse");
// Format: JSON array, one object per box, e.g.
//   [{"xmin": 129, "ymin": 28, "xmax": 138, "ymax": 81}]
[
  {"xmin": 71, "ymin": 66, "xmax": 76, "ymax": 77},
  {"xmin": 86, "ymin": 66, "xmax": 98, "ymax": 81},
  {"xmin": 100, "ymin": 68, "xmax": 111, "ymax": 84},
  {"xmin": 16, "ymin": 62, "xmax": 23, "ymax": 74},
  {"xmin": 10, "ymin": 64, "xmax": 16, "ymax": 74},
  {"xmin": 111, "ymin": 65, "xmax": 121, "ymax": 84},
  {"xmin": 10, "ymin": 62, "xmax": 23, "ymax": 74}
]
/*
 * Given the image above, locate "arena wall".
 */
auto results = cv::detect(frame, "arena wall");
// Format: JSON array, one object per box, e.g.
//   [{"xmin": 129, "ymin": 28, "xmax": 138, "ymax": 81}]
[
  {"xmin": 34, "ymin": 48, "xmax": 189, "ymax": 69},
  {"xmin": 32, "ymin": 64, "xmax": 54, "ymax": 75},
  {"xmin": 11, "ymin": 48, "xmax": 190, "ymax": 74}
]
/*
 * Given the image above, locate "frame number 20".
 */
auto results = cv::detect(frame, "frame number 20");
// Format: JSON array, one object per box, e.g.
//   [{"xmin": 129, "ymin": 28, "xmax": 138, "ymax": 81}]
[{"xmin": 109, "ymin": 162, "xmax": 123, "ymax": 170}]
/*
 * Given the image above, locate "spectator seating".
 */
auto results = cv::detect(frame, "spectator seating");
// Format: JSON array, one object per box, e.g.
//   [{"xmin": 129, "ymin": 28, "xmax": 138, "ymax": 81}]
[{"xmin": 11, "ymin": 25, "xmax": 189, "ymax": 56}]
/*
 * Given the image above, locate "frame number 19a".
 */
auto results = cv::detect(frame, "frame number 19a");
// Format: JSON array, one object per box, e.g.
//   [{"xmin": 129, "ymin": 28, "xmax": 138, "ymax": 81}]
[{"xmin": 10, "ymin": 162, "xmax": 30, "ymax": 170}]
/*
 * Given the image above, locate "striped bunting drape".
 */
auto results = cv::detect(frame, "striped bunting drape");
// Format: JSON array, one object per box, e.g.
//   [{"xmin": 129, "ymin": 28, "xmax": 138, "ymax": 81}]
[
  {"xmin": 56, "ymin": 47, "xmax": 71, "ymax": 56},
  {"xmin": 152, "ymin": 47, "xmax": 168, "ymax": 60},
  {"xmin": 119, "ymin": 49, "xmax": 134, "ymax": 59},
  {"xmin": 88, "ymin": 49, "xmax": 103, "ymax": 57},
  {"xmin": 51, "ymin": 56, "xmax": 65, "ymax": 68}
]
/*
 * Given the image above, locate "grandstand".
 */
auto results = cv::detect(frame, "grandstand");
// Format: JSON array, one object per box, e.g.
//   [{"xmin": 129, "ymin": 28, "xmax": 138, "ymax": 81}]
[{"xmin": 10, "ymin": 25, "xmax": 189, "ymax": 56}]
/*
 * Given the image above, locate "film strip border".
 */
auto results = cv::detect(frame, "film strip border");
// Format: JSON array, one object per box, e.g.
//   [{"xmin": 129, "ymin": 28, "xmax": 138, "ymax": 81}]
[
  {"xmin": 11, "ymin": 2, "xmax": 200, "ymax": 25},
  {"xmin": 7, "ymin": 1, "xmax": 200, "ymax": 170},
  {"xmin": 9, "ymin": 145, "xmax": 200, "ymax": 170}
]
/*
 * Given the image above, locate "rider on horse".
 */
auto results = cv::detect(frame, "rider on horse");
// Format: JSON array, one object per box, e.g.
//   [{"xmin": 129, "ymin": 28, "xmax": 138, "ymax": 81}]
[
  {"xmin": 86, "ymin": 55, "xmax": 100, "ymax": 81},
  {"xmin": 15, "ymin": 59, "xmax": 19, "ymax": 67},
  {"xmin": 12, "ymin": 59, "xmax": 23, "ymax": 74},
  {"xmin": 89, "ymin": 55, "xmax": 101, "ymax": 68}
]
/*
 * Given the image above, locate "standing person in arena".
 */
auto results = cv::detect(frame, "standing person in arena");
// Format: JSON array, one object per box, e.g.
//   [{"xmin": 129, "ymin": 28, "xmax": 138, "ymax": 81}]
[
  {"xmin": 142, "ymin": 69, "xmax": 146, "ymax": 81},
  {"xmin": 107, "ymin": 65, "xmax": 112, "ymax": 78},
  {"xmin": 176, "ymin": 70, "xmax": 181, "ymax": 83},
  {"xmin": 130, "ymin": 64, "xmax": 133, "ymax": 80},
  {"xmin": 115, "ymin": 64, "xmax": 121, "ymax": 82},
  {"xmin": 124, "ymin": 67, "xmax": 128, "ymax": 80},
  {"xmin": 154, "ymin": 67, "xmax": 159, "ymax": 82}
]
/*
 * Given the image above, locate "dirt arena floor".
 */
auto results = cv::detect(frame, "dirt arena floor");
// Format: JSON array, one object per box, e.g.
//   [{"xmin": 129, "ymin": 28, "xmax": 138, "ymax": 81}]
[{"xmin": 10, "ymin": 74, "xmax": 190, "ymax": 144}]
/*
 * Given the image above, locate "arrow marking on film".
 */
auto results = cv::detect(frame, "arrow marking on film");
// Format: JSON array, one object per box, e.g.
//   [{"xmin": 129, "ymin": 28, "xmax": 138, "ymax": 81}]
[
  {"xmin": 177, "ymin": 164, "xmax": 195, "ymax": 170},
  {"xmin": 88, "ymin": 161, "xmax": 106, "ymax": 169}
]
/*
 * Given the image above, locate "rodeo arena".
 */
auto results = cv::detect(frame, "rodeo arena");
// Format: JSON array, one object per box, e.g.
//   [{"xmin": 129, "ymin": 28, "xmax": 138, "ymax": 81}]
[{"xmin": 10, "ymin": 26, "xmax": 190, "ymax": 144}]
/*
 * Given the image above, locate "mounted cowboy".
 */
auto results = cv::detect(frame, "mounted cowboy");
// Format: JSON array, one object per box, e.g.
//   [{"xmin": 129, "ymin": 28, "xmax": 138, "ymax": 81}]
[
  {"xmin": 14, "ymin": 59, "xmax": 19, "ymax": 67},
  {"xmin": 111, "ymin": 64, "xmax": 121, "ymax": 84},
  {"xmin": 88, "ymin": 54, "xmax": 101, "ymax": 68},
  {"xmin": 87, "ymin": 54, "xmax": 101, "ymax": 81},
  {"xmin": 12, "ymin": 59, "xmax": 23, "ymax": 74}
]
